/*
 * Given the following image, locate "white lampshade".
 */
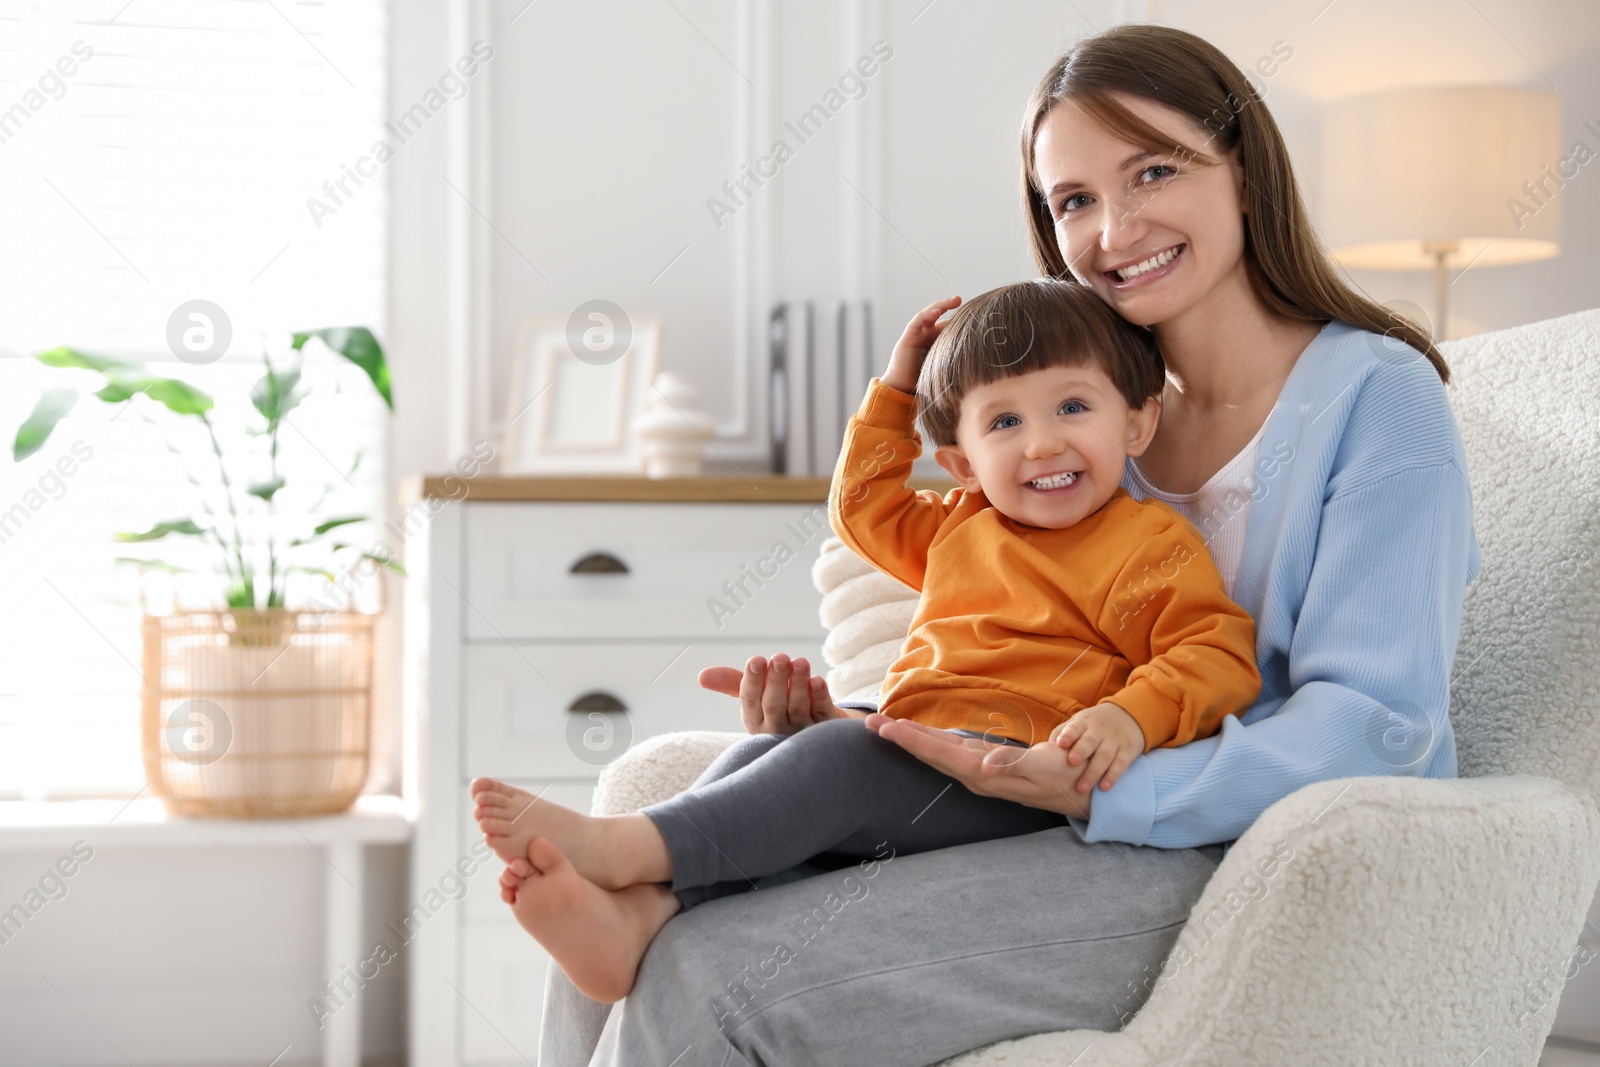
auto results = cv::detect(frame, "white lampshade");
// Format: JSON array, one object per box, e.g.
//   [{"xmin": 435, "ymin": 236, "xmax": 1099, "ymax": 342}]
[{"xmin": 1321, "ymin": 86, "xmax": 1561, "ymax": 271}]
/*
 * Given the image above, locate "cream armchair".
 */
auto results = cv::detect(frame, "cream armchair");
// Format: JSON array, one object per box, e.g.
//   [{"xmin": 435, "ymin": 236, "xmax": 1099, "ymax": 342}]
[{"xmin": 588, "ymin": 309, "xmax": 1600, "ymax": 1066}]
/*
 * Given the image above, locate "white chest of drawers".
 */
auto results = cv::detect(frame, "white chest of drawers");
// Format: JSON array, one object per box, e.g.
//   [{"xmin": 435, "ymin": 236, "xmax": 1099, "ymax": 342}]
[{"xmin": 403, "ymin": 475, "xmax": 835, "ymax": 1066}]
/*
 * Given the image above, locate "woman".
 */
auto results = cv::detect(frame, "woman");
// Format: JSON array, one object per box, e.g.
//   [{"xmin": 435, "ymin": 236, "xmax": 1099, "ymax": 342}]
[{"xmin": 537, "ymin": 22, "xmax": 1480, "ymax": 1066}]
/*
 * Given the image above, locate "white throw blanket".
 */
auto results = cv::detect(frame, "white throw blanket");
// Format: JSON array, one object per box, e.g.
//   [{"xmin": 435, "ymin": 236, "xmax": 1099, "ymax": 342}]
[{"xmin": 809, "ymin": 533, "xmax": 918, "ymax": 703}]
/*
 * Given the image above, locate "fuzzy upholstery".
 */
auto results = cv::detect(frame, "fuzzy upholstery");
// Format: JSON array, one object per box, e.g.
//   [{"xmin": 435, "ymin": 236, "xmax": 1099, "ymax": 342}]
[{"xmin": 593, "ymin": 309, "xmax": 1600, "ymax": 1066}]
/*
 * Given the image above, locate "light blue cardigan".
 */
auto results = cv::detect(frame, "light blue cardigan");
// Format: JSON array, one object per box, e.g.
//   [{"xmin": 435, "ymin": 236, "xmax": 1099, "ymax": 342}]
[
  {"xmin": 851, "ymin": 320, "xmax": 1483, "ymax": 850},
  {"xmin": 1088, "ymin": 318, "xmax": 1483, "ymax": 849}
]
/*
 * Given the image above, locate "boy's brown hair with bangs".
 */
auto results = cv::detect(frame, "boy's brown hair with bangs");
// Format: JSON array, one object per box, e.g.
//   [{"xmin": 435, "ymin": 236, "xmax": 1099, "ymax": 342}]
[{"xmin": 915, "ymin": 278, "xmax": 1165, "ymax": 449}]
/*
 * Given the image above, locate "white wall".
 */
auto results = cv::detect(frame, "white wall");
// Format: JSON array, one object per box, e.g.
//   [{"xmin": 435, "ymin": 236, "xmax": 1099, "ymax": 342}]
[{"xmin": 468, "ymin": 0, "xmax": 1598, "ymax": 477}]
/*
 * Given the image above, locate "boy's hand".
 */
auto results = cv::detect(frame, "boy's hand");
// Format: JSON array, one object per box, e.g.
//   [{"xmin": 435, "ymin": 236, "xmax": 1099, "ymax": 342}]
[
  {"xmin": 882, "ymin": 295, "xmax": 961, "ymax": 394},
  {"xmin": 697, "ymin": 654, "xmax": 865, "ymax": 736},
  {"xmin": 1049, "ymin": 702, "xmax": 1145, "ymax": 792}
]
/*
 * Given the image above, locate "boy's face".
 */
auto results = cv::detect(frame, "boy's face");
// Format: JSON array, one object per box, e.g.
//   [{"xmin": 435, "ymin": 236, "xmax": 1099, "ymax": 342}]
[{"xmin": 932, "ymin": 362, "xmax": 1160, "ymax": 530}]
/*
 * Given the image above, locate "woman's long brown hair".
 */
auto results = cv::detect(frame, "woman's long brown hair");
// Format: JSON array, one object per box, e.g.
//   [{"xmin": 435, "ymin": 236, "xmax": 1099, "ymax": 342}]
[{"xmin": 1020, "ymin": 24, "xmax": 1448, "ymax": 384}]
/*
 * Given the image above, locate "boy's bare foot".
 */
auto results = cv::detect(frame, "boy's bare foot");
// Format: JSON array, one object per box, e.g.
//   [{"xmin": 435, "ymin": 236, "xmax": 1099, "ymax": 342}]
[
  {"xmin": 470, "ymin": 777, "xmax": 668, "ymax": 889},
  {"xmin": 470, "ymin": 777, "xmax": 568, "ymax": 864},
  {"xmin": 499, "ymin": 837, "xmax": 681, "ymax": 1004}
]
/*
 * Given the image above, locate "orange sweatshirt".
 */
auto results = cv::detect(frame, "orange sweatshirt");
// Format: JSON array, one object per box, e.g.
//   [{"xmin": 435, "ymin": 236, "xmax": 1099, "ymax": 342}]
[{"xmin": 827, "ymin": 377, "xmax": 1262, "ymax": 752}]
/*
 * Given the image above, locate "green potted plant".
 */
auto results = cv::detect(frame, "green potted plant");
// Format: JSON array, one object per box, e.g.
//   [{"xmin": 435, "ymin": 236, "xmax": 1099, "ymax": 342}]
[{"xmin": 10, "ymin": 327, "xmax": 399, "ymax": 817}]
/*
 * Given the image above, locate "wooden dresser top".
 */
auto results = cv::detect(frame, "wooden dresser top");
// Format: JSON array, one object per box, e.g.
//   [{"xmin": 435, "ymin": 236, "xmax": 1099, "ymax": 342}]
[{"xmin": 405, "ymin": 473, "xmax": 959, "ymax": 503}]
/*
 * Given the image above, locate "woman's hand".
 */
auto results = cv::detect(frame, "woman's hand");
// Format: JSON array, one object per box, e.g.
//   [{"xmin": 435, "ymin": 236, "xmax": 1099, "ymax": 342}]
[
  {"xmin": 864, "ymin": 713, "xmax": 1094, "ymax": 819},
  {"xmin": 882, "ymin": 295, "xmax": 961, "ymax": 393},
  {"xmin": 697, "ymin": 654, "xmax": 864, "ymax": 736}
]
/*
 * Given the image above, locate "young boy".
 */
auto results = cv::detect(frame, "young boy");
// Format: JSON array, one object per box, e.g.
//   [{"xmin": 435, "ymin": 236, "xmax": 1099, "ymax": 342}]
[
  {"xmin": 833, "ymin": 278, "xmax": 1261, "ymax": 783},
  {"xmin": 470, "ymin": 278, "xmax": 1261, "ymax": 1005}
]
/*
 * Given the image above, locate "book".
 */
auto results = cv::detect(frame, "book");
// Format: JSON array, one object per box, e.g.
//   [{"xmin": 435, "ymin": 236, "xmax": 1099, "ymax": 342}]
[
  {"xmin": 767, "ymin": 303, "xmax": 789, "ymax": 474},
  {"xmin": 769, "ymin": 298, "xmax": 878, "ymax": 476},
  {"xmin": 788, "ymin": 301, "xmax": 812, "ymax": 476},
  {"xmin": 810, "ymin": 300, "xmax": 845, "ymax": 478}
]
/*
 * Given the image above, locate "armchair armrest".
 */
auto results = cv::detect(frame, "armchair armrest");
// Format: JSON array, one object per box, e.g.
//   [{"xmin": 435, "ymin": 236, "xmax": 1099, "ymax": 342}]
[
  {"xmin": 591, "ymin": 730, "xmax": 746, "ymax": 816},
  {"xmin": 946, "ymin": 775, "xmax": 1600, "ymax": 1066}
]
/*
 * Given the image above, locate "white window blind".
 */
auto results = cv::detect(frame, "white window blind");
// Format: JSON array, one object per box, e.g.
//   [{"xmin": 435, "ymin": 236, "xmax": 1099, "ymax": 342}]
[{"xmin": 0, "ymin": 0, "xmax": 390, "ymax": 799}]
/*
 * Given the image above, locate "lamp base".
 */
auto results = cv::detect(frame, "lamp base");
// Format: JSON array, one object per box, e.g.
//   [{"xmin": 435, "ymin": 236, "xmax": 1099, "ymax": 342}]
[{"xmin": 1421, "ymin": 240, "xmax": 1458, "ymax": 342}]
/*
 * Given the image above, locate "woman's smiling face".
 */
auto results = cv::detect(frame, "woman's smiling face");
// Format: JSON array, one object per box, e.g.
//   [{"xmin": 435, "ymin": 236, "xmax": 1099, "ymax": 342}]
[{"xmin": 1031, "ymin": 92, "xmax": 1249, "ymax": 328}]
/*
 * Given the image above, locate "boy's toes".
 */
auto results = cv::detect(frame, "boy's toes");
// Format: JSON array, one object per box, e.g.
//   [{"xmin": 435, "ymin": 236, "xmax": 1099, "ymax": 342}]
[
  {"xmin": 480, "ymin": 815, "xmax": 516, "ymax": 836},
  {"xmin": 507, "ymin": 856, "xmax": 535, "ymax": 878},
  {"xmin": 473, "ymin": 793, "xmax": 514, "ymax": 817},
  {"xmin": 526, "ymin": 836, "xmax": 567, "ymax": 874},
  {"xmin": 472, "ymin": 777, "xmax": 531, "ymax": 810},
  {"xmin": 475, "ymin": 812, "xmax": 511, "ymax": 840}
]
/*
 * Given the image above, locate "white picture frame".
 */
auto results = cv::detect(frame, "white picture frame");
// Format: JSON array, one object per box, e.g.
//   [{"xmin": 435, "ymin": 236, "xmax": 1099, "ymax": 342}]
[{"xmin": 500, "ymin": 314, "xmax": 662, "ymax": 473}]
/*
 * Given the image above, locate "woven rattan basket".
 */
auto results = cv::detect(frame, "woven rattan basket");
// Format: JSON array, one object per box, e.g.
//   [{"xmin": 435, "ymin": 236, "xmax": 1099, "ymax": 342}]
[{"xmin": 140, "ymin": 609, "xmax": 376, "ymax": 818}]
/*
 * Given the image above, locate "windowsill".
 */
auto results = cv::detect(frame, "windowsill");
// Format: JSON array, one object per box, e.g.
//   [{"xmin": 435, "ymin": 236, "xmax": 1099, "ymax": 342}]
[{"xmin": 0, "ymin": 794, "xmax": 412, "ymax": 850}]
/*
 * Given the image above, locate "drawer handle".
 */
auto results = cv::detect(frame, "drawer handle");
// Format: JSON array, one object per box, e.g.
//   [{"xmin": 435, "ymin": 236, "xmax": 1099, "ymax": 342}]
[
  {"xmin": 568, "ymin": 690, "xmax": 628, "ymax": 714},
  {"xmin": 569, "ymin": 551, "xmax": 629, "ymax": 575}
]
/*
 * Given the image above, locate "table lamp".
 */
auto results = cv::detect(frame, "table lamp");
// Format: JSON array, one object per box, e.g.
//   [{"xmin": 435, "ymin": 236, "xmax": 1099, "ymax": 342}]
[{"xmin": 1320, "ymin": 85, "xmax": 1561, "ymax": 339}]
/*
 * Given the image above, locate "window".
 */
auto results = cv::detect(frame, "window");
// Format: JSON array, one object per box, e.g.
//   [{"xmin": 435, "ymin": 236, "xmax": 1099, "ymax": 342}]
[{"xmin": 0, "ymin": 0, "xmax": 389, "ymax": 799}]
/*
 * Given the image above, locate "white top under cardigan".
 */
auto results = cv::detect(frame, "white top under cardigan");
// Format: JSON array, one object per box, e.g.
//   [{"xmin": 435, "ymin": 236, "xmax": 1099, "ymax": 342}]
[{"xmin": 1125, "ymin": 420, "xmax": 1268, "ymax": 599}]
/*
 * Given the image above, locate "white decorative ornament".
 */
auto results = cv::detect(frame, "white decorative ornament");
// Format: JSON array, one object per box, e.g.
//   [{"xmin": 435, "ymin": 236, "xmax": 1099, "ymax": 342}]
[{"xmin": 631, "ymin": 372, "xmax": 715, "ymax": 478}]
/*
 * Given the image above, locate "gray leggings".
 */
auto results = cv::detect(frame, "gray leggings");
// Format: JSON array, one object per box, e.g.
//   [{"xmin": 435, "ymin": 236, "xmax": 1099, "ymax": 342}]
[
  {"xmin": 641, "ymin": 718, "xmax": 1066, "ymax": 909},
  {"xmin": 541, "ymin": 723, "xmax": 1228, "ymax": 1067}
]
